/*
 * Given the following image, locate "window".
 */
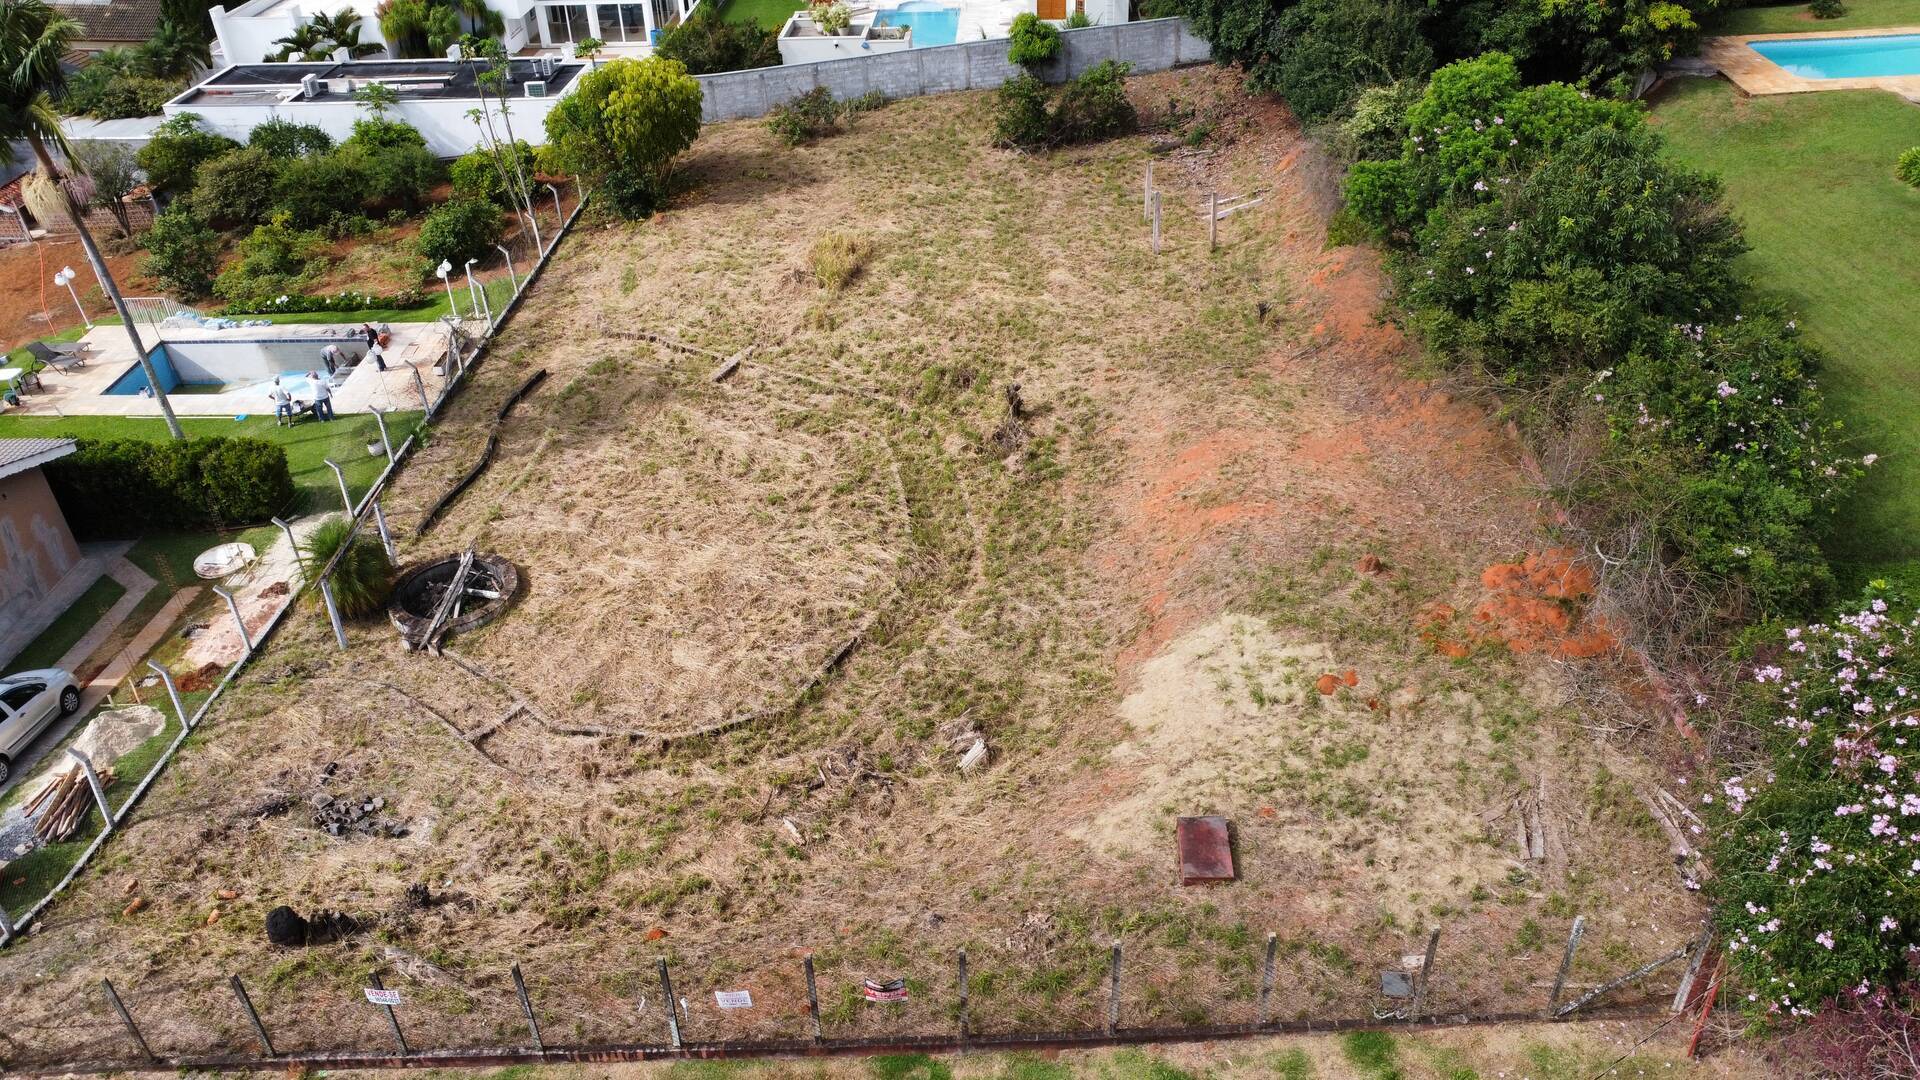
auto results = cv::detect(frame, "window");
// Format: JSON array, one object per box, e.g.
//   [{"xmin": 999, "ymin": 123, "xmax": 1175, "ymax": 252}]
[
  {"xmin": 651, "ymin": 0, "xmax": 676, "ymax": 33},
  {"xmin": 1, "ymin": 684, "xmax": 42, "ymax": 713}
]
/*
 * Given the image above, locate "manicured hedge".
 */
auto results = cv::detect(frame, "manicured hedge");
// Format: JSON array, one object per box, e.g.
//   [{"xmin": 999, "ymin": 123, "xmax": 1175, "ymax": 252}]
[
  {"xmin": 46, "ymin": 437, "xmax": 295, "ymax": 536},
  {"xmin": 217, "ymin": 289, "xmax": 428, "ymax": 315}
]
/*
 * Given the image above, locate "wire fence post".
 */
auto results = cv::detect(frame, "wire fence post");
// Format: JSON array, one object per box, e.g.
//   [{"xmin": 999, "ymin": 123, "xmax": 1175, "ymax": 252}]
[
  {"xmin": 411, "ymin": 364, "xmax": 430, "ymax": 411},
  {"xmin": 956, "ymin": 948, "xmax": 970, "ymax": 1041},
  {"xmin": 1547, "ymin": 915, "xmax": 1586, "ymax": 1017},
  {"xmin": 101, "ymin": 978, "xmax": 156, "ymax": 1063},
  {"xmin": 323, "ymin": 459, "xmax": 353, "ymax": 515},
  {"xmin": 229, "ymin": 974, "xmax": 276, "ymax": 1057},
  {"xmin": 371, "ymin": 407, "xmax": 395, "ymax": 464},
  {"xmin": 656, "ymin": 957, "xmax": 681, "ymax": 1048},
  {"xmin": 1257, "ymin": 931, "xmax": 1278, "ymax": 1025},
  {"xmin": 803, "ymin": 954, "xmax": 822, "ymax": 1042},
  {"xmin": 145, "ymin": 659, "xmax": 188, "ymax": 731},
  {"xmin": 496, "ymin": 244, "xmax": 519, "ymax": 293},
  {"xmin": 511, "ymin": 963, "xmax": 543, "ymax": 1051},
  {"xmin": 1105, "ymin": 941, "xmax": 1122, "ymax": 1034},
  {"xmin": 372, "ymin": 499, "xmax": 396, "ymax": 562},
  {"xmin": 1150, "ymin": 192, "xmax": 1162, "ymax": 255},
  {"xmin": 319, "ymin": 579, "xmax": 349, "ymax": 651},
  {"xmin": 272, "ymin": 516, "xmax": 302, "ymax": 573},
  {"xmin": 211, "ymin": 585, "xmax": 253, "ymax": 654},
  {"xmin": 1207, "ymin": 192, "xmax": 1217, "ymax": 251},
  {"xmin": 66, "ymin": 747, "xmax": 114, "ymax": 834},
  {"xmin": 1409, "ymin": 927, "xmax": 1441, "ymax": 1020},
  {"xmin": 1672, "ymin": 926, "xmax": 1715, "ymax": 1013},
  {"xmin": 369, "ymin": 974, "xmax": 409, "ymax": 1054}
]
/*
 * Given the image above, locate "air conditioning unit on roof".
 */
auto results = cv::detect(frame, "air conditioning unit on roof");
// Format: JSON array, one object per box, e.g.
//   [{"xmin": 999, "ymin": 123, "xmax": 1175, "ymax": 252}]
[{"xmin": 524, "ymin": 79, "xmax": 548, "ymax": 98}]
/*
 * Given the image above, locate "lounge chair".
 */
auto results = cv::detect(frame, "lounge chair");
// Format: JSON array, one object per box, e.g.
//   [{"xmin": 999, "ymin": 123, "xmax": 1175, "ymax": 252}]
[{"xmin": 24, "ymin": 340, "xmax": 89, "ymax": 370}]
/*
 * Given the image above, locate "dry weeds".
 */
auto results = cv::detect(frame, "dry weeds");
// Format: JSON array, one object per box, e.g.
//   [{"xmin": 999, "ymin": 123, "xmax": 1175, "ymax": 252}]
[{"xmin": 0, "ymin": 69, "xmax": 1705, "ymax": 1068}]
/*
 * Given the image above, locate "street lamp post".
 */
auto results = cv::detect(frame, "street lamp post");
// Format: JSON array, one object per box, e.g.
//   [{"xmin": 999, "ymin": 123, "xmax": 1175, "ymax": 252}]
[
  {"xmin": 435, "ymin": 260, "xmax": 461, "ymax": 319},
  {"xmin": 53, "ymin": 266, "xmax": 92, "ymax": 329}
]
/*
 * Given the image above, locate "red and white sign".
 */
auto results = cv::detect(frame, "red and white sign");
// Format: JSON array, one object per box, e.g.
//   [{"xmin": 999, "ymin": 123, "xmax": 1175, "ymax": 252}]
[
  {"xmin": 714, "ymin": 990, "xmax": 753, "ymax": 1009},
  {"xmin": 862, "ymin": 978, "xmax": 908, "ymax": 1003},
  {"xmin": 364, "ymin": 987, "xmax": 403, "ymax": 1007}
]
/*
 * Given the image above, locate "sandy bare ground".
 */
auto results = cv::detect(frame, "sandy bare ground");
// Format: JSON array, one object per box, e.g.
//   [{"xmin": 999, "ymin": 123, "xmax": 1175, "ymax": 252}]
[{"xmin": 0, "ymin": 70, "xmax": 1703, "ymax": 1068}]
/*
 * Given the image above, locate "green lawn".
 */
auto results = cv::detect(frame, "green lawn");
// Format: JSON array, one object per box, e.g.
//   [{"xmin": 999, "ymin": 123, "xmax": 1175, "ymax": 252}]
[
  {"xmin": 1709, "ymin": 0, "xmax": 1920, "ymax": 34},
  {"xmin": 1652, "ymin": 79, "xmax": 1920, "ymax": 586},
  {"xmin": 0, "ymin": 411, "xmax": 425, "ymax": 515},
  {"xmin": 719, "ymin": 0, "xmax": 803, "ymax": 28},
  {"xmin": 6, "ymin": 574, "xmax": 126, "ymax": 673}
]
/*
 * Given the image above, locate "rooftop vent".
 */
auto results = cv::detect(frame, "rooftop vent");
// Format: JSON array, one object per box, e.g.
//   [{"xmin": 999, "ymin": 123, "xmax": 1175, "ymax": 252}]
[
  {"xmin": 524, "ymin": 79, "xmax": 548, "ymax": 98},
  {"xmin": 299, "ymin": 72, "xmax": 320, "ymax": 99}
]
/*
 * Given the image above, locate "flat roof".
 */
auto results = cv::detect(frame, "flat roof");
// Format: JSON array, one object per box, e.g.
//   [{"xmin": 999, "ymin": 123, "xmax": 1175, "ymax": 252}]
[
  {"xmin": 0, "ymin": 438, "xmax": 77, "ymax": 481},
  {"xmin": 177, "ymin": 58, "xmax": 582, "ymax": 107}
]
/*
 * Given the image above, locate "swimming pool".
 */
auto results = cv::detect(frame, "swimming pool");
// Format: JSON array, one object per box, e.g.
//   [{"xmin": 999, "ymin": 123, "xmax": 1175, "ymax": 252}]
[
  {"xmin": 1750, "ymin": 33, "xmax": 1920, "ymax": 79},
  {"xmin": 875, "ymin": 0, "xmax": 960, "ymax": 47},
  {"xmin": 103, "ymin": 338, "xmax": 356, "ymax": 396}
]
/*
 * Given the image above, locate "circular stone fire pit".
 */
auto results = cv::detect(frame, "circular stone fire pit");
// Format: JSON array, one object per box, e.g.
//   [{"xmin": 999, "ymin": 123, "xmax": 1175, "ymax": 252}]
[{"xmin": 388, "ymin": 552, "xmax": 520, "ymax": 646}]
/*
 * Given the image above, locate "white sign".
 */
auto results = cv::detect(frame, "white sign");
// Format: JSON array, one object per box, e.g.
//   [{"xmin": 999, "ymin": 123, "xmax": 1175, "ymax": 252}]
[
  {"xmin": 364, "ymin": 987, "xmax": 403, "ymax": 1006},
  {"xmin": 714, "ymin": 989, "xmax": 753, "ymax": 1009}
]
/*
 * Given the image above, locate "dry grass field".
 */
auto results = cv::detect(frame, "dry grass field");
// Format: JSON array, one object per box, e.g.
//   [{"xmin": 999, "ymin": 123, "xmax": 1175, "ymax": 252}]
[{"xmin": 0, "ymin": 68, "xmax": 1706, "ymax": 1067}]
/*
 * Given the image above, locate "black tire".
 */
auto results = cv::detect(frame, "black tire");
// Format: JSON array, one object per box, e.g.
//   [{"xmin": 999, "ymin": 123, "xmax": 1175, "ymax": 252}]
[
  {"xmin": 59, "ymin": 686, "xmax": 80, "ymax": 717},
  {"xmin": 0, "ymin": 756, "xmax": 10, "ymax": 785}
]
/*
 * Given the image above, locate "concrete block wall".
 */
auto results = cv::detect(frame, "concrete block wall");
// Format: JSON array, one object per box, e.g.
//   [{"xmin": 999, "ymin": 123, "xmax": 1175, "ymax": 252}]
[{"xmin": 696, "ymin": 17, "xmax": 1213, "ymax": 123}]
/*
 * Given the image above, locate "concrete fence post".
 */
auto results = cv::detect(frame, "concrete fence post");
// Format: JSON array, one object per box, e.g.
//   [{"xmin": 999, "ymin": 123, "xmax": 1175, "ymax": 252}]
[
  {"xmin": 211, "ymin": 585, "xmax": 253, "ymax": 654},
  {"xmin": 145, "ymin": 660, "xmax": 188, "ymax": 731},
  {"xmin": 512, "ymin": 964, "xmax": 544, "ymax": 1051},
  {"xmin": 1257, "ymin": 931, "xmax": 1278, "ymax": 1025},
  {"xmin": 1410, "ymin": 927, "xmax": 1441, "ymax": 1020},
  {"xmin": 804, "ymin": 954, "xmax": 822, "ymax": 1042},
  {"xmin": 229, "ymin": 974, "xmax": 277, "ymax": 1057},
  {"xmin": 1548, "ymin": 916, "xmax": 1586, "ymax": 1016},
  {"xmin": 371, "ymin": 407, "xmax": 395, "ymax": 464},
  {"xmin": 657, "ymin": 958, "xmax": 682, "ymax": 1048},
  {"xmin": 101, "ymin": 978, "xmax": 156, "ymax": 1063},
  {"xmin": 323, "ymin": 458, "xmax": 352, "ymax": 515},
  {"xmin": 1105, "ymin": 940, "xmax": 1123, "ymax": 1034},
  {"xmin": 319, "ymin": 580, "xmax": 349, "ymax": 652},
  {"xmin": 66, "ymin": 746, "xmax": 114, "ymax": 832}
]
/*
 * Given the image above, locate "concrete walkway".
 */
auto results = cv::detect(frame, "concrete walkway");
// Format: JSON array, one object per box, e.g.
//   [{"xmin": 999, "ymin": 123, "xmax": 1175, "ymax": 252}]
[{"xmin": 53, "ymin": 557, "xmax": 157, "ymax": 681}]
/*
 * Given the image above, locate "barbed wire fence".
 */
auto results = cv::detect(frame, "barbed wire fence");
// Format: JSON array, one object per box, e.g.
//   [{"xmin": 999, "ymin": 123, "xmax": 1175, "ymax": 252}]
[{"xmin": 4, "ymin": 916, "xmax": 1718, "ymax": 1074}]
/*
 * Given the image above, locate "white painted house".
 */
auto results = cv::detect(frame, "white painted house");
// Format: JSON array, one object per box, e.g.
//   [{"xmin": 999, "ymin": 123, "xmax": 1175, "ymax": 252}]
[{"xmin": 210, "ymin": 0, "xmax": 701, "ymax": 67}]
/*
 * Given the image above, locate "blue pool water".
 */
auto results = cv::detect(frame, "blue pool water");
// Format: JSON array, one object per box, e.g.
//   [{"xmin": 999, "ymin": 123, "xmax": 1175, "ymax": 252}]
[
  {"xmin": 103, "ymin": 346, "xmax": 182, "ymax": 395},
  {"xmin": 102, "ymin": 338, "xmax": 350, "ymax": 396},
  {"xmin": 876, "ymin": 0, "xmax": 960, "ymax": 47},
  {"xmin": 1750, "ymin": 33, "xmax": 1920, "ymax": 79}
]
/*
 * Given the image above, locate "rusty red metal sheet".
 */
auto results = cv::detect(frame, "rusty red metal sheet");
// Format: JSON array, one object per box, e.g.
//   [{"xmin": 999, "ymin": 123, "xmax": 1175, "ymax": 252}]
[{"xmin": 1176, "ymin": 815, "xmax": 1234, "ymax": 885}]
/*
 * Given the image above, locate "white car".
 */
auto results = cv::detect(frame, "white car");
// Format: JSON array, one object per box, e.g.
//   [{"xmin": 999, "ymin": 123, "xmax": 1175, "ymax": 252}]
[{"xmin": 0, "ymin": 669, "xmax": 82, "ymax": 784}]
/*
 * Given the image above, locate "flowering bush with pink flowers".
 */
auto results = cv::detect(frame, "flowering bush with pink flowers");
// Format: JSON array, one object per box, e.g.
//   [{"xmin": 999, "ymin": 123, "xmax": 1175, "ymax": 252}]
[{"xmin": 1708, "ymin": 587, "xmax": 1920, "ymax": 1015}]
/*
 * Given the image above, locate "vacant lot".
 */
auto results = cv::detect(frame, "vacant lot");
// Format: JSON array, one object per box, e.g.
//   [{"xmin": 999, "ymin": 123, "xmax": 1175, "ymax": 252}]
[
  {"xmin": 0, "ymin": 70, "xmax": 1701, "ymax": 1066},
  {"xmin": 1651, "ymin": 78, "xmax": 1920, "ymax": 584}
]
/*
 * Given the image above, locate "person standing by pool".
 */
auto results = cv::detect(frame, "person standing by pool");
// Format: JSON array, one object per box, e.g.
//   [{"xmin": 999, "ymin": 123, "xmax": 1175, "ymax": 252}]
[
  {"xmin": 269, "ymin": 377, "xmax": 294, "ymax": 425},
  {"xmin": 320, "ymin": 343, "xmax": 343, "ymax": 375},
  {"xmin": 311, "ymin": 372, "xmax": 335, "ymax": 422},
  {"xmin": 367, "ymin": 339, "xmax": 388, "ymax": 371}
]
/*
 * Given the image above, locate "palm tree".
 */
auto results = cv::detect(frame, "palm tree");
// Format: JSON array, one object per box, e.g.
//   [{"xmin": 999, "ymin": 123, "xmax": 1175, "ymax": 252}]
[
  {"xmin": 269, "ymin": 22, "xmax": 332, "ymax": 61},
  {"xmin": 0, "ymin": 0, "xmax": 182, "ymax": 437},
  {"xmin": 310, "ymin": 9, "xmax": 385, "ymax": 58}
]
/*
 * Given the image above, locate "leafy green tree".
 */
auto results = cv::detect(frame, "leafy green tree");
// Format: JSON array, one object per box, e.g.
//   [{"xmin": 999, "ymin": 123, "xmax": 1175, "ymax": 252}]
[
  {"xmin": 543, "ymin": 57, "xmax": 702, "ymax": 218},
  {"xmin": 69, "ymin": 140, "xmax": 141, "ymax": 236},
  {"xmin": 415, "ymin": 197, "xmax": 504, "ymax": 265},
  {"xmin": 137, "ymin": 111, "xmax": 241, "ymax": 194},
  {"xmin": 1267, "ymin": 0, "xmax": 1431, "ymax": 124},
  {"xmin": 187, "ymin": 145, "xmax": 283, "ymax": 226},
  {"xmin": 1, "ymin": 0, "xmax": 182, "ymax": 434},
  {"xmin": 142, "ymin": 206, "xmax": 222, "ymax": 298},
  {"xmin": 1007, "ymin": 12, "xmax": 1061, "ymax": 65},
  {"xmin": 248, "ymin": 117, "xmax": 334, "ymax": 157}
]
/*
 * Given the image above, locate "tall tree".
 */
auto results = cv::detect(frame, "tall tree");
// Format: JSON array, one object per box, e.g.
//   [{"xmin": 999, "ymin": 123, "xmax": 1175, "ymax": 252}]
[{"xmin": 0, "ymin": 0, "xmax": 182, "ymax": 436}]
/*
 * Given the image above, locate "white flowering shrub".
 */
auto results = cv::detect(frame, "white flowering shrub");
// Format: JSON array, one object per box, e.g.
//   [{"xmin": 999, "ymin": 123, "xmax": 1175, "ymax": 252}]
[{"xmin": 1709, "ymin": 588, "xmax": 1920, "ymax": 1016}]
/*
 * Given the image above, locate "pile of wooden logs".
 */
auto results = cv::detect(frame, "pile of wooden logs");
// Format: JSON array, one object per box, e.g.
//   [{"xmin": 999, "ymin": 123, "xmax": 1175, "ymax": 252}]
[{"xmin": 25, "ymin": 765, "xmax": 116, "ymax": 843}]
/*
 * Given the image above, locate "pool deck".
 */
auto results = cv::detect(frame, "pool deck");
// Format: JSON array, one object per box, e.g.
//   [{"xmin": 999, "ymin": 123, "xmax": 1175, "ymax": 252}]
[
  {"xmin": 8, "ymin": 321, "xmax": 463, "ymax": 419},
  {"xmin": 858, "ymin": 0, "xmax": 1026, "ymax": 45},
  {"xmin": 1704, "ymin": 26, "xmax": 1920, "ymax": 97}
]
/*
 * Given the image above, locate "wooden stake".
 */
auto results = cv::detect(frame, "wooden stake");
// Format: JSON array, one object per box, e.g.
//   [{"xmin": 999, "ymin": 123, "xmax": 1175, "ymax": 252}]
[
  {"xmin": 1546, "ymin": 916, "xmax": 1585, "ymax": 1016},
  {"xmin": 1409, "ymin": 927, "xmax": 1441, "ymax": 1020}
]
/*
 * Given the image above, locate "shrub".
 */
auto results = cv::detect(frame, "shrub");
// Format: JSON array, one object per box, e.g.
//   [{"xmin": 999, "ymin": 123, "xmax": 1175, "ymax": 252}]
[
  {"xmin": 1897, "ymin": 146, "xmax": 1920, "ymax": 187},
  {"xmin": 137, "ymin": 113, "xmax": 240, "ymax": 194},
  {"xmin": 273, "ymin": 151, "xmax": 372, "ymax": 227},
  {"xmin": 1007, "ymin": 12, "xmax": 1062, "ymax": 65},
  {"xmin": 1706, "ymin": 586, "xmax": 1918, "ymax": 1014},
  {"xmin": 45, "ymin": 437, "xmax": 295, "ymax": 535},
  {"xmin": 186, "ymin": 146, "xmax": 283, "ymax": 227},
  {"xmin": 450, "ymin": 142, "xmax": 535, "ymax": 202},
  {"xmin": 213, "ymin": 216, "xmax": 334, "ymax": 304},
  {"xmin": 141, "ymin": 207, "xmax": 222, "ymax": 298},
  {"xmin": 1810, "ymin": 0, "xmax": 1846, "ymax": 18},
  {"xmin": 1267, "ymin": 0, "xmax": 1431, "ymax": 124},
  {"xmin": 415, "ymin": 198, "xmax": 505, "ymax": 266},
  {"xmin": 217, "ymin": 289, "xmax": 428, "ymax": 315},
  {"xmin": 1065, "ymin": 9, "xmax": 1092, "ymax": 28},
  {"xmin": 992, "ymin": 62, "xmax": 1135, "ymax": 149},
  {"xmin": 767, "ymin": 87, "xmax": 842, "ymax": 146},
  {"xmin": 991, "ymin": 73, "xmax": 1054, "ymax": 149},
  {"xmin": 297, "ymin": 518, "xmax": 393, "ymax": 617},
  {"xmin": 654, "ymin": 8, "xmax": 780, "ymax": 75},
  {"xmin": 809, "ymin": 231, "xmax": 871, "ymax": 291},
  {"xmin": 1330, "ymin": 78, "xmax": 1426, "ymax": 163},
  {"xmin": 341, "ymin": 143, "xmax": 445, "ymax": 211},
  {"xmin": 345, "ymin": 116, "xmax": 428, "ymax": 151},
  {"xmin": 1051, "ymin": 60, "xmax": 1137, "ymax": 143},
  {"xmin": 543, "ymin": 57, "xmax": 702, "ymax": 218},
  {"xmin": 59, "ymin": 68, "xmax": 183, "ymax": 120},
  {"xmin": 248, "ymin": 118, "xmax": 334, "ymax": 158}
]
